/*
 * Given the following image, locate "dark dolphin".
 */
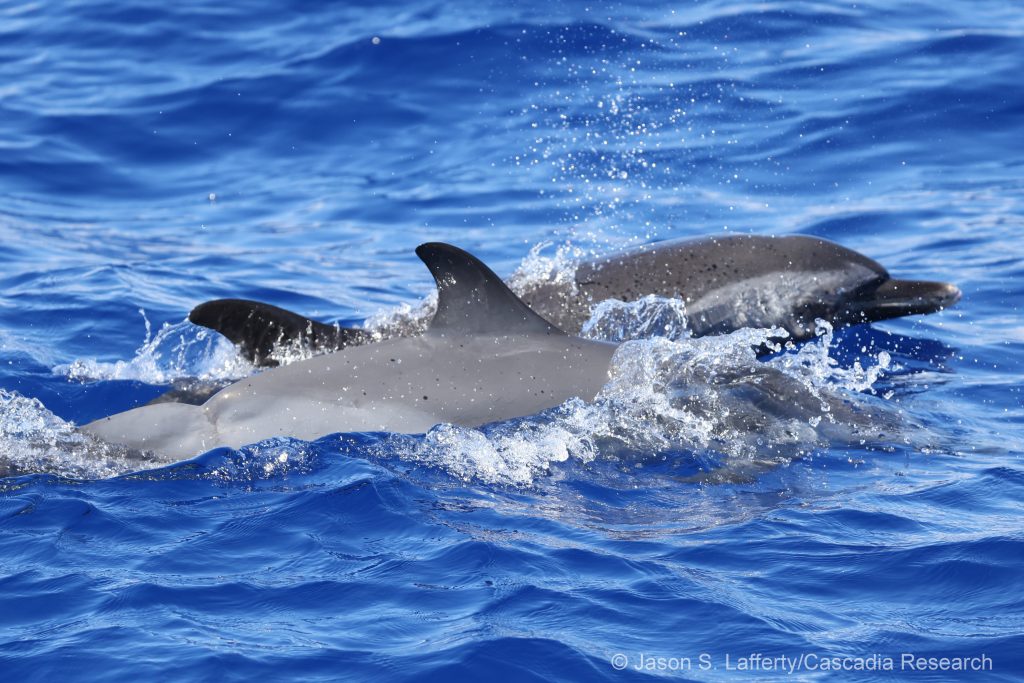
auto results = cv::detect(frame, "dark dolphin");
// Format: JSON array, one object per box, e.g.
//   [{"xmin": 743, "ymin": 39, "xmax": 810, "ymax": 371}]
[{"xmin": 189, "ymin": 234, "xmax": 960, "ymax": 367}]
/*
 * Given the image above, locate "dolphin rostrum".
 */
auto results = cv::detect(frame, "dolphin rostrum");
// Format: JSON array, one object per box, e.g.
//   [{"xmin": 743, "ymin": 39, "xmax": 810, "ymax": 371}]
[
  {"xmin": 189, "ymin": 235, "xmax": 961, "ymax": 367},
  {"xmin": 83, "ymin": 244, "xmax": 617, "ymax": 460}
]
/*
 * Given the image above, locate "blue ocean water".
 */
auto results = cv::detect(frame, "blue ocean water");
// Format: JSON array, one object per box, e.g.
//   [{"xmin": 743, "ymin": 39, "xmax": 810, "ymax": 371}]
[{"xmin": 1, "ymin": 0, "xmax": 1023, "ymax": 680}]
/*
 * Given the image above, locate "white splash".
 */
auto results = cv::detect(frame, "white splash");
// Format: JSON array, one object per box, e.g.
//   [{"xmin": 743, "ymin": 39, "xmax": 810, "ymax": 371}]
[
  {"xmin": 389, "ymin": 303, "xmax": 895, "ymax": 487},
  {"xmin": 362, "ymin": 290, "xmax": 436, "ymax": 342},
  {"xmin": 0, "ymin": 389, "xmax": 146, "ymax": 479},
  {"xmin": 768, "ymin": 320, "xmax": 893, "ymax": 395},
  {"xmin": 581, "ymin": 294, "xmax": 690, "ymax": 342},
  {"xmin": 506, "ymin": 240, "xmax": 585, "ymax": 296},
  {"xmin": 55, "ymin": 314, "xmax": 253, "ymax": 384}
]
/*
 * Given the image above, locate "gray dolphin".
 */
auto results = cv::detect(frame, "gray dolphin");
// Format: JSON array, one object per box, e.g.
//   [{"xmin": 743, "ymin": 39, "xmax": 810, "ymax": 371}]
[
  {"xmin": 83, "ymin": 243, "xmax": 617, "ymax": 460},
  {"xmin": 190, "ymin": 235, "xmax": 960, "ymax": 367}
]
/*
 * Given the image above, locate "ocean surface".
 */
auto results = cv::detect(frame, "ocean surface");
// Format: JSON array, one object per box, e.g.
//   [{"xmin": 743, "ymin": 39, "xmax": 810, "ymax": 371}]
[{"xmin": 1, "ymin": 0, "xmax": 1022, "ymax": 680}]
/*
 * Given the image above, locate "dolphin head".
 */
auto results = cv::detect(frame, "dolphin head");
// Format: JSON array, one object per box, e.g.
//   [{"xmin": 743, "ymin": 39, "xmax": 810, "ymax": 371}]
[
  {"xmin": 836, "ymin": 277, "xmax": 962, "ymax": 325},
  {"xmin": 574, "ymin": 234, "xmax": 962, "ymax": 343},
  {"xmin": 787, "ymin": 238, "xmax": 962, "ymax": 336}
]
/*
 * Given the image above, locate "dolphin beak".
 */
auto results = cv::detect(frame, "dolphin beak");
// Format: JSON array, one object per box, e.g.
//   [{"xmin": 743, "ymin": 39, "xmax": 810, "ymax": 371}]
[{"xmin": 848, "ymin": 278, "xmax": 962, "ymax": 323}]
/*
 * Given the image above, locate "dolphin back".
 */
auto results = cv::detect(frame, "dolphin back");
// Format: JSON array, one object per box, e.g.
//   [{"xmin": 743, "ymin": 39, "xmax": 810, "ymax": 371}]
[
  {"xmin": 83, "ymin": 401, "xmax": 216, "ymax": 461},
  {"xmin": 187, "ymin": 235, "xmax": 961, "ymax": 360},
  {"xmin": 85, "ymin": 243, "xmax": 610, "ymax": 460}
]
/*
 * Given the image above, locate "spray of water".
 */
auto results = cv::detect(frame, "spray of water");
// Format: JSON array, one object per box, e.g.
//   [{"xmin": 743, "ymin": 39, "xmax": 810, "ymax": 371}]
[
  {"xmin": 54, "ymin": 315, "xmax": 253, "ymax": 384},
  {"xmin": 0, "ymin": 389, "xmax": 148, "ymax": 479},
  {"xmin": 382, "ymin": 298, "xmax": 896, "ymax": 486}
]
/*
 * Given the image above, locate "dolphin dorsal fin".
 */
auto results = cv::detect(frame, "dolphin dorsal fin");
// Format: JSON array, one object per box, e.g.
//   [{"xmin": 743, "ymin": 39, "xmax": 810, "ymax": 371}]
[
  {"xmin": 416, "ymin": 242, "xmax": 563, "ymax": 336},
  {"xmin": 188, "ymin": 299, "xmax": 369, "ymax": 366}
]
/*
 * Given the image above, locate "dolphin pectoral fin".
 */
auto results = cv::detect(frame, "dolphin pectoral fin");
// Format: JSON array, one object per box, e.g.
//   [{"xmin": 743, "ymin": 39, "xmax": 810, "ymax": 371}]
[
  {"xmin": 416, "ymin": 242, "xmax": 565, "ymax": 336},
  {"xmin": 847, "ymin": 279, "xmax": 962, "ymax": 323},
  {"xmin": 189, "ymin": 298, "xmax": 370, "ymax": 366}
]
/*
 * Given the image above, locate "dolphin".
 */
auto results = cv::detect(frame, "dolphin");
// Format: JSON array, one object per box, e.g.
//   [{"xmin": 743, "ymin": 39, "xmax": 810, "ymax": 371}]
[
  {"xmin": 83, "ymin": 243, "xmax": 617, "ymax": 460},
  {"xmin": 190, "ymin": 234, "xmax": 961, "ymax": 367}
]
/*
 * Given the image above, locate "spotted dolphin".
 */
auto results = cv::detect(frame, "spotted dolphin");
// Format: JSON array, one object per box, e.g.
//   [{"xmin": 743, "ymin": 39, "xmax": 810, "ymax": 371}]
[
  {"xmin": 83, "ymin": 243, "xmax": 617, "ymax": 460},
  {"xmin": 190, "ymin": 235, "xmax": 960, "ymax": 367}
]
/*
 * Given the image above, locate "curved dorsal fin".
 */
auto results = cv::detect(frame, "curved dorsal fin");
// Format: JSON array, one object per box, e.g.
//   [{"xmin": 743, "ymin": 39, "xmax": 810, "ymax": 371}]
[
  {"xmin": 188, "ymin": 299, "xmax": 369, "ymax": 366},
  {"xmin": 415, "ymin": 242, "xmax": 563, "ymax": 336}
]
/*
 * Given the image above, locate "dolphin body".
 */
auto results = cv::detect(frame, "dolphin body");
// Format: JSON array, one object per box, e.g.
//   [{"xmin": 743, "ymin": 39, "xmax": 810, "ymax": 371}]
[
  {"xmin": 190, "ymin": 235, "xmax": 961, "ymax": 367},
  {"xmin": 83, "ymin": 244, "xmax": 617, "ymax": 460}
]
